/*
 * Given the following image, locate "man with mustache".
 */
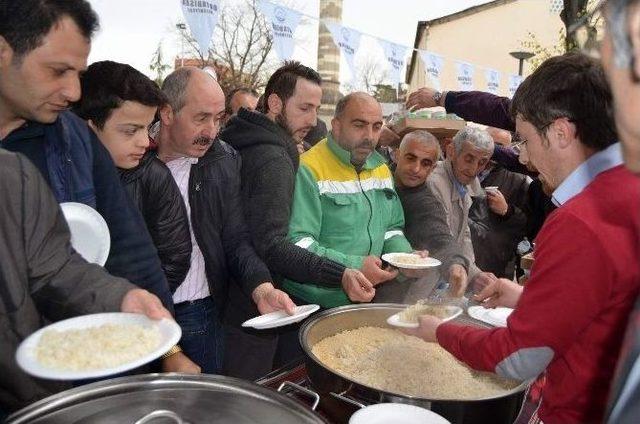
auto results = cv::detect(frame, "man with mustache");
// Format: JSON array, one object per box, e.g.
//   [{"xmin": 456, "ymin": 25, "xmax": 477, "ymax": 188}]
[
  {"xmin": 426, "ymin": 127, "xmax": 495, "ymax": 293},
  {"xmin": 285, "ymin": 92, "xmax": 416, "ymax": 309},
  {"xmin": 0, "ymin": 1, "xmax": 173, "ymax": 312},
  {"xmin": 220, "ymin": 62, "xmax": 372, "ymax": 379},
  {"xmin": 154, "ymin": 67, "xmax": 296, "ymax": 374}
]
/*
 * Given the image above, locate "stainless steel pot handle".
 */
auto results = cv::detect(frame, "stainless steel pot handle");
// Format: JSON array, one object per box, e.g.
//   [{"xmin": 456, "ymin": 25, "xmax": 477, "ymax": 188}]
[
  {"xmin": 277, "ymin": 381, "xmax": 321, "ymax": 411},
  {"xmin": 329, "ymin": 391, "xmax": 366, "ymax": 409},
  {"xmin": 134, "ymin": 409, "xmax": 186, "ymax": 424}
]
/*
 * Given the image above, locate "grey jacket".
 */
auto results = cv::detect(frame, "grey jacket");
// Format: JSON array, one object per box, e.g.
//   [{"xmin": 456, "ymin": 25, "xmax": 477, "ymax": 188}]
[
  {"xmin": 426, "ymin": 160, "xmax": 483, "ymax": 280},
  {"xmin": 0, "ymin": 149, "xmax": 134, "ymax": 412},
  {"xmin": 377, "ymin": 180, "xmax": 472, "ymax": 303},
  {"xmin": 396, "ymin": 181, "xmax": 470, "ymax": 273}
]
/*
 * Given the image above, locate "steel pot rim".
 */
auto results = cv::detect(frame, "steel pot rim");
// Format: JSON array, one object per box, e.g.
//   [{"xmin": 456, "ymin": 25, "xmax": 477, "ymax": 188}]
[{"xmin": 7, "ymin": 373, "xmax": 327, "ymax": 424}]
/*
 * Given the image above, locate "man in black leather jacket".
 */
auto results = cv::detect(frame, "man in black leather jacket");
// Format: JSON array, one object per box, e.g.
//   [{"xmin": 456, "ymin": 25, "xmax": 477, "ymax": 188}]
[
  {"xmin": 154, "ymin": 67, "xmax": 296, "ymax": 374},
  {"xmin": 74, "ymin": 60, "xmax": 199, "ymax": 374}
]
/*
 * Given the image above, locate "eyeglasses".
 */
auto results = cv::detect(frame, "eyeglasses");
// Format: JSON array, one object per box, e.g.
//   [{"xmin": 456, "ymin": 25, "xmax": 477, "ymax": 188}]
[
  {"xmin": 512, "ymin": 117, "xmax": 575, "ymax": 153},
  {"xmin": 566, "ymin": 0, "xmax": 606, "ymax": 59}
]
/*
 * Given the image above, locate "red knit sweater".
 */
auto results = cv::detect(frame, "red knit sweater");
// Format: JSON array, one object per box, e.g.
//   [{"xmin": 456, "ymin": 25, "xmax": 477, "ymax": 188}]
[{"xmin": 437, "ymin": 165, "xmax": 640, "ymax": 424}]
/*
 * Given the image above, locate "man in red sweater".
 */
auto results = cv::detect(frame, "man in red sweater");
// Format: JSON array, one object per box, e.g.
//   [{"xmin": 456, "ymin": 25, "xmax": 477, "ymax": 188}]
[{"xmin": 408, "ymin": 53, "xmax": 640, "ymax": 424}]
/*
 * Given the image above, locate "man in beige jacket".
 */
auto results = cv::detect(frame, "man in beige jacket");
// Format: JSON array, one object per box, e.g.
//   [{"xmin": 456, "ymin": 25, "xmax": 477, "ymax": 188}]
[{"xmin": 426, "ymin": 127, "xmax": 495, "ymax": 293}]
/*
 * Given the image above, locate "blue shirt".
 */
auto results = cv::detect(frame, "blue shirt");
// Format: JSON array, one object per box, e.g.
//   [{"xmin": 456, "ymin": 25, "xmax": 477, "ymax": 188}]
[
  {"xmin": 551, "ymin": 143, "xmax": 623, "ymax": 206},
  {"xmin": 453, "ymin": 178, "xmax": 468, "ymax": 198}
]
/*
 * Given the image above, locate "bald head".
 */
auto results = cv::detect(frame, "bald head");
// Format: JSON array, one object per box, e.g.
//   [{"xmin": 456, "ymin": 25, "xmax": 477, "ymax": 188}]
[
  {"xmin": 331, "ymin": 92, "xmax": 384, "ymax": 168},
  {"xmin": 334, "ymin": 92, "xmax": 381, "ymax": 119},
  {"xmin": 157, "ymin": 67, "xmax": 226, "ymax": 160},
  {"xmin": 485, "ymin": 126, "xmax": 512, "ymax": 147},
  {"xmin": 162, "ymin": 67, "xmax": 223, "ymax": 114}
]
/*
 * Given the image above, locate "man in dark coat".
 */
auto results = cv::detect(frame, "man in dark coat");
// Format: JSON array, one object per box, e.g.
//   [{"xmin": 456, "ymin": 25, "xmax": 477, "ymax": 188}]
[
  {"xmin": 155, "ymin": 67, "xmax": 295, "ymax": 374},
  {"xmin": 220, "ymin": 61, "xmax": 372, "ymax": 379},
  {"xmin": 0, "ymin": 148, "xmax": 172, "ymax": 415}
]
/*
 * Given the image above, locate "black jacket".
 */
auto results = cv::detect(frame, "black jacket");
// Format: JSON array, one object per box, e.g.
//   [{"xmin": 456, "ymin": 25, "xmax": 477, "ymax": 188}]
[
  {"xmin": 119, "ymin": 152, "xmax": 191, "ymax": 292},
  {"xmin": 221, "ymin": 109, "xmax": 345, "ymax": 285},
  {"xmin": 187, "ymin": 138, "xmax": 272, "ymax": 312},
  {"xmin": 220, "ymin": 109, "xmax": 345, "ymax": 326},
  {"xmin": 469, "ymin": 165, "xmax": 529, "ymax": 278}
]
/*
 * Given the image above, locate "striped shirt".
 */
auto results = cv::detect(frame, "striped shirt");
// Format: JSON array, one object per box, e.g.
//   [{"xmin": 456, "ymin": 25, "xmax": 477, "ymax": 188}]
[{"xmin": 166, "ymin": 157, "xmax": 210, "ymax": 303}]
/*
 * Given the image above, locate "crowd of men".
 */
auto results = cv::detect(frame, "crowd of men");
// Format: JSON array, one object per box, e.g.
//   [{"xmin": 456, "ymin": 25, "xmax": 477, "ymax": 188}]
[{"xmin": 1, "ymin": 0, "xmax": 639, "ymax": 423}]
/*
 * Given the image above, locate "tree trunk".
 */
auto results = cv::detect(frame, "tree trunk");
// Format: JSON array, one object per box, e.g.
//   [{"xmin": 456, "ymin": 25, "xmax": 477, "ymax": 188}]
[{"xmin": 561, "ymin": 0, "xmax": 589, "ymax": 51}]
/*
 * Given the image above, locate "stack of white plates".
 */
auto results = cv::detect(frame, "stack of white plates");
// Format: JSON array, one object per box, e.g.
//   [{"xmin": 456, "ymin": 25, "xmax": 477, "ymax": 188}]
[{"xmin": 467, "ymin": 306, "xmax": 514, "ymax": 327}]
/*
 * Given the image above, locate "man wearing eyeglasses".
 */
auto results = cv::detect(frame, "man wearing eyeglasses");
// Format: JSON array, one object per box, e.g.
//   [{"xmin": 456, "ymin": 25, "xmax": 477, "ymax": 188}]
[{"xmin": 406, "ymin": 52, "xmax": 640, "ymax": 424}]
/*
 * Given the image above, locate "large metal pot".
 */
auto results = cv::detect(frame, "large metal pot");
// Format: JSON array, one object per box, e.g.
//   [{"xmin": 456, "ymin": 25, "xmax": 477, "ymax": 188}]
[
  {"xmin": 7, "ymin": 374, "xmax": 326, "ymax": 424},
  {"xmin": 299, "ymin": 303, "xmax": 528, "ymax": 424}
]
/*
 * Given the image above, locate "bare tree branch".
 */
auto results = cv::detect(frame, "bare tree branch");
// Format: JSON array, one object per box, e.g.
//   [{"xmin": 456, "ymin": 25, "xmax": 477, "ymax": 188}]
[{"xmin": 172, "ymin": 0, "xmax": 307, "ymax": 93}]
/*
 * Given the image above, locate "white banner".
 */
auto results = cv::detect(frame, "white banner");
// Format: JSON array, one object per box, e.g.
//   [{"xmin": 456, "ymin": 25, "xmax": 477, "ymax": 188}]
[
  {"xmin": 257, "ymin": 0, "xmax": 302, "ymax": 62},
  {"xmin": 325, "ymin": 22, "xmax": 362, "ymax": 81},
  {"xmin": 509, "ymin": 74, "xmax": 524, "ymax": 98},
  {"xmin": 484, "ymin": 68, "xmax": 501, "ymax": 95},
  {"xmin": 379, "ymin": 40, "xmax": 408, "ymax": 86},
  {"xmin": 181, "ymin": 0, "xmax": 220, "ymax": 57},
  {"xmin": 455, "ymin": 61, "xmax": 475, "ymax": 91},
  {"xmin": 419, "ymin": 51, "xmax": 445, "ymax": 90}
]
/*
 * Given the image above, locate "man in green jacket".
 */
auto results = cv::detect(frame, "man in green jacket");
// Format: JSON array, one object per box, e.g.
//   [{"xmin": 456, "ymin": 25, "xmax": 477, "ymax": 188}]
[{"xmin": 284, "ymin": 92, "xmax": 417, "ymax": 308}]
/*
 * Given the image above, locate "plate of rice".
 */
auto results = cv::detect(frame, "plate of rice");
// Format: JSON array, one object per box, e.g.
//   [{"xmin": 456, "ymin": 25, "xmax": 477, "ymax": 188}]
[
  {"xmin": 381, "ymin": 253, "xmax": 442, "ymax": 269},
  {"xmin": 16, "ymin": 313, "xmax": 181, "ymax": 380},
  {"xmin": 387, "ymin": 301, "xmax": 463, "ymax": 328}
]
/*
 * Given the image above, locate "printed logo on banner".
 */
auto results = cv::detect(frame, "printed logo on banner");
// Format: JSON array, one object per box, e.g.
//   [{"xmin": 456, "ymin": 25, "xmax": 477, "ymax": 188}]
[
  {"xmin": 509, "ymin": 74, "xmax": 524, "ymax": 98},
  {"xmin": 341, "ymin": 28, "xmax": 351, "ymax": 43},
  {"xmin": 182, "ymin": 0, "xmax": 218, "ymax": 12},
  {"xmin": 485, "ymin": 69, "xmax": 501, "ymax": 95},
  {"xmin": 181, "ymin": 0, "xmax": 220, "ymax": 56},
  {"xmin": 274, "ymin": 6, "xmax": 286, "ymax": 22},
  {"xmin": 380, "ymin": 40, "xmax": 408, "ymax": 85},
  {"xmin": 325, "ymin": 22, "xmax": 362, "ymax": 81},
  {"xmin": 257, "ymin": 0, "xmax": 302, "ymax": 61},
  {"xmin": 455, "ymin": 61, "xmax": 475, "ymax": 91},
  {"xmin": 419, "ymin": 51, "xmax": 444, "ymax": 90}
]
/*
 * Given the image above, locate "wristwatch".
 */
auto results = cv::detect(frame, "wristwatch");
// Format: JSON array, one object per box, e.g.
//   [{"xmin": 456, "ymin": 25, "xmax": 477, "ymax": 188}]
[
  {"xmin": 161, "ymin": 344, "xmax": 183, "ymax": 359},
  {"xmin": 432, "ymin": 91, "xmax": 444, "ymax": 107}
]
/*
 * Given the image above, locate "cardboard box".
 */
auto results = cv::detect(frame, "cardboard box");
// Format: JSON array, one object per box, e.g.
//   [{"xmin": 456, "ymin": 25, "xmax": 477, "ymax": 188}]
[{"xmin": 392, "ymin": 117, "xmax": 466, "ymax": 139}]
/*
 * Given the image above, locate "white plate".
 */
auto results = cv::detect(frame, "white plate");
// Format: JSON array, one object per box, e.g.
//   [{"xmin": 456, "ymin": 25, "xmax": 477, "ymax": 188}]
[
  {"xmin": 241, "ymin": 304, "xmax": 320, "ymax": 330},
  {"xmin": 381, "ymin": 253, "xmax": 442, "ymax": 269},
  {"xmin": 16, "ymin": 313, "xmax": 181, "ymax": 380},
  {"xmin": 60, "ymin": 202, "xmax": 110, "ymax": 266},
  {"xmin": 387, "ymin": 305, "xmax": 463, "ymax": 329},
  {"xmin": 350, "ymin": 403, "xmax": 450, "ymax": 424},
  {"xmin": 467, "ymin": 306, "xmax": 514, "ymax": 327}
]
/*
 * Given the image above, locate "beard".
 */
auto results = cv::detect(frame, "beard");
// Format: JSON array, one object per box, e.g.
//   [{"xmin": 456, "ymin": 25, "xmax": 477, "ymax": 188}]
[
  {"xmin": 346, "ymin": 139, "xmax": 375, "ymax": 171},
  {"xmin": 275, "ymin": 107, "xmax": 311, "ymax": 143}
]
